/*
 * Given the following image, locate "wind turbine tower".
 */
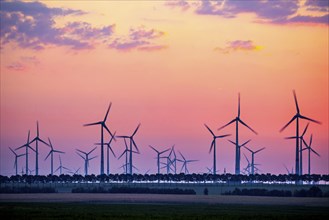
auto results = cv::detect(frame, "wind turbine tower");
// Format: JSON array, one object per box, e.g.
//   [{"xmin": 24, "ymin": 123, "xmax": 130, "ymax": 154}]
[{"xmin": 218, "ymin": 93, "xmax": 257, "ymax": 175}]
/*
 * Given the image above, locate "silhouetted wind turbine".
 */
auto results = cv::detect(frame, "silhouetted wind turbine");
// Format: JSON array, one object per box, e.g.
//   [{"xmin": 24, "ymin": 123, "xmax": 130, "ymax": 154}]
[
  {"xmin": 29, "ymin": 121, "xmax": 49, "ymax": 175},
  {"xmin": 177, "ymin": 151, "xmax": 198, "ymax": 174},
  {"xmin": 149, "ymin": 145, "xmax": 170, "ymax": 175},
  {"xmin": 204, "ymin": 124, "xmax": 230, "ymax": 175},
  {"xmin": 116, "ymin": 124, "xmax": 141, "ymax": 175},
  {"xmin": 218, "ymin": 93, "xmax": 257, "ymax": 175},
  {"xmin": 243, "ymin": 146, "xmax": 265, "ymax": 175},
  {"xmin": 96, "ymin": 131, "xmax": 116, "ymax": 175},
  {"xmin": 283, "ymin": 164, "xmax": 293, "ymax": 175},
  {"xmin": 168, "ymin": 145, "xmax": 177, "ymax": 174},
  {"xmin": 84, "ymin": 103, "xmax": 114, "ymax": 175},
  {"xmin": 303, "ymin": 134, "xmax": 320, "ymax": 175},
  {"xmin": 9, "ymin": 147, "xmax": 25, "ymax": 175},
  {"xmin": 280, "ymin": 90, "xmax": 321, "ymax": 176},
  {"xmin": 45, "ymin": 138, "xmax": 65, "ymax": 175},
  {"xmin": 118, "ymin": 138, "xmax": 139, "ymax": 174},
  {"xmin": 15, "ymin": 130, "xmax": 35, "ymax": 175},
  {"xmin": 242, "ymin": 153, "xmax": 251, "ymax": 175},
  {"xmin": 285, "ymin": 123, "xmax": 309, "ymax": 175},
  {"xmin": 76, "ymin": 146, "xmax": 97, "ymax": 176},
  {"xmin": 54, "ymin": 155, "xmax": 70, "ymax": 175}
]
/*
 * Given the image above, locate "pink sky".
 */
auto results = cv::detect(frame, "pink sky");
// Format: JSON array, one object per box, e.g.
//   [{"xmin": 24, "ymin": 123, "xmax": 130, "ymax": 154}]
[{"xmin": 0, "ymin": 0, "xmax": 328, "ymax": 176}]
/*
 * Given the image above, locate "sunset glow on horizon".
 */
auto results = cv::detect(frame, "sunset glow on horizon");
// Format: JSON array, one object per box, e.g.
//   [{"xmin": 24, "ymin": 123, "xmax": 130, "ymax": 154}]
[{"xmin": 1, "ymin": 0, "xmax": 328, "ymax": 176}]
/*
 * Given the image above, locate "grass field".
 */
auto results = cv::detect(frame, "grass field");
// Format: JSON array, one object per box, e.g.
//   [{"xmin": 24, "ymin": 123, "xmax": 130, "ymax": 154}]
[
  {"xmin": 1, "ymin": 202, "xmax": 328, "ymax": 220},
  {"xmin": 1, "ymin": 194, "xmax": 329, "ymax": 219}
]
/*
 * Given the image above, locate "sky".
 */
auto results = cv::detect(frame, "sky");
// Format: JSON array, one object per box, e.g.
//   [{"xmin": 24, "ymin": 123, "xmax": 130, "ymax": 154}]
[{"xmin": 0, "ymin": 0, "xmax": 328, "ymax": 176}]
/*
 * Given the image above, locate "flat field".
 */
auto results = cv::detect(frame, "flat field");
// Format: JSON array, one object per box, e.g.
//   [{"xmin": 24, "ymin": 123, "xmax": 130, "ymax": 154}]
[{"xmin": 1, "ymin": 194, "xmax": 329, "ymax": 219}]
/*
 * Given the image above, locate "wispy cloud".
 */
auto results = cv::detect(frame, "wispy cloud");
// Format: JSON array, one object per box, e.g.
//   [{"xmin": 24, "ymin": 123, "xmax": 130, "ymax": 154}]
[
  {"xmin": 165, "ymin": 0, "xmax": 329, "ymax": 25},
  {"xmin": 214, "ymin": 40, "xmax": 262, "ymax": 54},
  {"xmin": 0, "ymin": 1, "xmax": 114, "ymax": 50},
  {"xmin": 109, "ymin": 26, "xmax": 167, "ymax": 52},
  {"xmin": 6, "ymin": 62, "xmax": 26, "ymax": 71}
]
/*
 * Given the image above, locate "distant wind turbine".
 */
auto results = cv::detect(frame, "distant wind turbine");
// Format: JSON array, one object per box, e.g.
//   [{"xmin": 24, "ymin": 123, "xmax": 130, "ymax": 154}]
[
  {"xmin": 149, "ymin": 145, "xmax": 170, "ymax": 175},
  {"xmin": 285, "ymin": 123, "xmax": 309, "ymax": 175},
  {"xmin": 45, "ymin": 138, "xmax": 65, "ymax": 175},
  {"xmin": 302, "ymin": 134, "xmax": 320, "ymax": 175},
  {"xmin": 243, "ymin": 145, "xmax": 265, "ymax": 175},
  {"xmin": 84, "ymin": 102, "xmax": 115, "ymax": 175},
  {"xmin": 218, "ymin": 93, "xmax": 257, "ymax": 175},
  {"xmin": 280, "ymin": 90, "xmax": 321, "ymax": 176},
  {"xmin": 76, "ymin": 146, "xmax": 97, "ymax": 176},
  {"xmin": 116, "ymin": 124, "xmax": 141, "ymax": 175},
  {"xmin": 15, "ymin": 130, "xmax": 35, "ymax": 175},
  {"xmin": 54, "ymin": 155, "xmax": 70, "ymax": 175},
  {"xmin": 9, "ymin": 147, "xmax": 25, "ymax": 175},
  {"xmin": 29, "ymin": 121, "xmax": 49, "ymax": 175},
  {"xmin": 204, "ymin": 124, "xmax": 230, "ymax": 175},
  {"xmin": 96, "ymin": 131, "xmax": 116, "ymax": 175},
  {"xmin": 177, "ymin": 151, "xmax": 198, "ymax": 174}
]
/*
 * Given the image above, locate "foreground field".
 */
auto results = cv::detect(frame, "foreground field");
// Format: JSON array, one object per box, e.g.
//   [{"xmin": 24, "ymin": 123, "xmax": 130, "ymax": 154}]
[
  {"xmin": 1, "ymin": 193, "xmax": 329, "ymax": 206},
  {"xmin": 1, "ymin": 202, "xmax": 328, "ymax": 220}
]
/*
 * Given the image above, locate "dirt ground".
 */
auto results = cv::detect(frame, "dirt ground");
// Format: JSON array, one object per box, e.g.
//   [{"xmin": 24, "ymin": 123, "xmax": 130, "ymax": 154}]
[{"xmin": 1, "ymin": 193, "xmax": 328, "ymax": 207}]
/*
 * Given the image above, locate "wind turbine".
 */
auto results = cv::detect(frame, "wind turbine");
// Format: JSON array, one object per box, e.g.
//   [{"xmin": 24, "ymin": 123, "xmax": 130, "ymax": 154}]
[
  {"xmin": 204, "ymin": 124, "xmax": 230, "ymax": 175},
  {"xmin": 243, "ymin": 146, "xmax": 265, "ymax": 175},
  {"xmin": 242, "ymin": 153, "xmax": 251, "ymax": 175},
  {"xmin": 84, "ymin": 102, "xmax": 114, "ymax": 175},
  {"xmin": 283, "ymin": 164, "xmax": 293, "ymax": 175},
  {"xmin": 118, "ymin": 137, "xmax": 139, "ymax": 174},
  {"xmin": 168, "ymin": 145, "xmax": 177, "ymax": 174},
  {"xmin": 29, "ymin": 121, "xmax": 49, "ymax": 175},
  {"xmin": 218, "ymin": 93, "xmax": 257, "ymax": 175},
  {"xmin": 177, "ymin": 151, "xmax": 198, "ymax": 174},
  {"xmin": 116, "ymin": 124, "xmax": 141, "ymax": 175},
  {"xmin": 15, "ymin": 130, "xmax": 36, "ymax": 175},
  {"xmin": 228, "ymin": 139, "xmax": 251, "ymax": 163},
  {"xmin": 160, "ymin": 155, "xmax": 174, "ymax": 174},
  {"xmin": 280, "ymin": 90, "xmax": 321, "ymax": 176},
  {"xmin": 302, "ymin": 134, "xmax": 320, "ymax": 175},
  {"xmin": 9, "ymin": 147, "xmax": 25, "ymax": 175},
  {"xmin": 76, "ymin": 146, "xmax": 97, "ymax": 176},
  {"xmin": 54, "ymin": 155, "xmax": 70, "ymax": 175},
  {"xmin": 285, "ymin": 123, "xmax": 309, "ymax": 175},
  {"xmin": 96, "ymin": 131, "xmax": 116, "ymax": 175},
  {"xmin": 45, "ymin": 138, "xmax": 65, "ymax": 175},
  {"xmin": 149, "ymin": 145, "xmax": 170, "ymax": 175}
]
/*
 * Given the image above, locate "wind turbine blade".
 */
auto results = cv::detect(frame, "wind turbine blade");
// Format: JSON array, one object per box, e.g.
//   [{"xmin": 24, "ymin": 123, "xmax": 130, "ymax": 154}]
[
  {"xmin": 54, "ymin": 150, "xmax": 65, "ymax": 154},
  {"xmin": 293, "ymin": 90, "xmax": 300, "ymax": 114},
  {"xmin": 123, "ymin": 138, "xmax": 128, "ymax": 150},
  {"xmin": 104, "ymin": 102, "xmax": 112, "ymax": 122},
  {"xmin": 160, "ymin": 148, "xmax": 170, "ymax": 155},
  {"xmin": 238, "ymin": 92, "xmax": 241, "ymax": 117},
  {"xmin": 63, "ymin": 167, "xmax": 70, "ymax": 171},
  {"xmin": 109, "ymin": 131, "xmax": 116, "ymax": 144},
  {"xmin": 132, "ymin": 123, "xmax": 141, "ymax": 137},
  {"xmin": 216, "ymin": 134, "xmax": 231, "ymax": 139},
  {"xmin": 241, "ymin": 139, "xmax": 251, "ymax": 147},
  {"xmin": 218, "ymin": 119, "xmax": 236, "ymax": 131},
  {"xmin": 285, "ymin": 136, "xmax": 298, "ymax": 140},
  {"xmin": 84, "ymin": 121, "xmax": 101, "ymax": 126},
  {"xmin": 302, "ymin": 138, "xmax": 308, "ymax": 147},
  {"xmin": 48, "ymin": 138, "xmax": 53, "ymax": 149},
  {"xmin": 38, "ymin": 138, "xmax": 50, "ymax": 146},
  {"xmin": 178, "ymin": 151, "xmax": 186, "ymax": 161},
  {"xmin": 204, "ymin": 124, "xmax": 215, "ymax": 137},
  {"xmin": 103, "ymin": 124, "xmax": 114, "ymax": 138},
  {"xmin": 243, "ymin": 146, "xmax": 253, "ymax": 153},
  {"xmin": 149, "ymin": 145, "xmax": 159, "ymax": 153},
  {"xmin": 118, "ymin": 150, "xmax": 127, "ymax": 160},
  {"xmin": 187, "ymin": 159, "xmax": 198, "ymax": 162},
  {"xmin": 17, "ymin": 153, "xmax": 26, "ymax": 157},
  {"xmin": 76, "ymin": 149, "xmax": 87, "ymax": 155},
  {"xmin": 89, "ymin": 156, "xmax": 97, "ymax": 160},
  {"xmin": 228, "ymin": 140, "xmax": 236, "ymax": 145},
  {"xmin": 45, "ymin": 151, "xmax": 52, "ymax": 160},
  {"xmin": 299, "ymin": 115, "xmax": 321, "ymax": 125},
  {"xmin": 280, "ymin": 115, "xmax": 297, "ymax": 132},
  {"xmin": 28, "ymin": 145, "xmax": 36, "ymax": 152},
  {"xmin": 238, "ymin": 118, "xmax": 258, "ymax": 135},
  {"xmin": 209, "ymin": 140, "xmax": 214, "ymax": 154},
  {"xmin": 243, "ymin": 153, "xmax": 250, "ymax": 164},
  {"xmin": 9, "ymin": 147, "xmax": 16, "ymax": 156},
  {"xmin": 311, "ymin": 148, "xmax": 320, "ymax": 157},
  {"xmin": 88, "ymin": 146, "xmax": 97, "ymax": 155},
  {"xmin": 301, "ymin": 123, "xmax": 310, "ymax": 137},
  {"xmin": 132, "ymin": 139, "xmax": 140, "ymax": 153},
  {"xmin": 37, "ymin": 121, "xmax": 39, "ymax": 137},
  {"xmin": 116, "ymin": 135, "xmax": 129, "ymax": 139},
  {"xmin": 109, "ymin": 147, "xmax": 116, "ymax": 158},
  {"xmin": 309, "ymin": 134, "xmax": 313, "ymax": 147},
  {"xmin": 76, "ymin": 152, "xmax": 85, "ymax": 160},
  {"xmin": 255, "ymin": 147, "xmax": 265, "ymax": 154},
  {"xmin": 54, "ymin": 167, "xmax": 60, "ymax": 173},
  {"xmin": 15, "ymin": 145, "xmax": 26, "ymax": 151},
  {"xmin": 27, "ymin": 130, "xmax": 30, "ymax": 143}
]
